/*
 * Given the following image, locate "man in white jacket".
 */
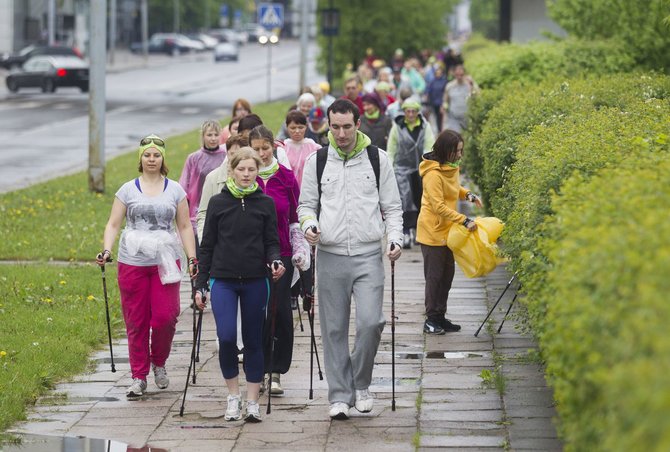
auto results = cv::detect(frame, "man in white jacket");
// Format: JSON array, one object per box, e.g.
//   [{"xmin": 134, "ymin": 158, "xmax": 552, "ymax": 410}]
[{"xmin": 298, "ymin": 98, "xmax": 403, "ymax": 420}]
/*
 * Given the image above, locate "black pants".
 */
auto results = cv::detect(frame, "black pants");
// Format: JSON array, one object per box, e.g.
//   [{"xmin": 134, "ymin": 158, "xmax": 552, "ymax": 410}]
[
  {"xmin": 403, "ymin": 171, "xmax": 424, "ymax": 231},
  {"xmin": 421, "ymin": 244, "xmax": 455, "ymax": 320},
  {"xmin": 432, "ymin": 104, "xmax": 444, "ymax": 132},
  {"xmin": 263, "ymin": 255, "xmax": 295, "ymax": 374}
]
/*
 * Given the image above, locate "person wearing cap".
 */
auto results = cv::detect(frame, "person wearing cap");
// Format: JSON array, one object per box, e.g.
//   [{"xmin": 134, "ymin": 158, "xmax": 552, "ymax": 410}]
[
  {"xmin": 318, "ymin": 81, "xmax": 336, "ymax": 110},
  {"xmin": 386, "ymin": 96, "xmax": 436, "ymax": 248},
  {"xmin": 359, "ymin": 93, "xmax": 393, "ymax": 149},
  {"xmin": 306, "ymin": 106, "xmax": 330, "ymax": 147},
  {"xmin": 96, "ymin": 134, "xmax": 197, "ymax": 400}
]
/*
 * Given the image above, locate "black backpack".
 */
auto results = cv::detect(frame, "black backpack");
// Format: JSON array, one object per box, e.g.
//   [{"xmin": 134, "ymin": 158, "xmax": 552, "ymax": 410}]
[{"xmin": 316, "ymin": 145, "xmax": 381, "ymax": 202}]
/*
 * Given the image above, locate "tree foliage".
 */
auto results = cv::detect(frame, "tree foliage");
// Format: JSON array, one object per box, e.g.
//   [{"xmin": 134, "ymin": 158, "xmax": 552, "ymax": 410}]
[
  {"xmin": 146, "ymin": 0, "xmax": 250, "ymax": 34},
  {"xmin": 315, "ymin": 0, "xmax": 458, "ymax": 85},
  {"xmin": 547, "ymin": 0, "xmax": 670, "ymax": 70},
  {"xmin": 469, "ymin": 0, "xmax": 499, "ymax": 40}
]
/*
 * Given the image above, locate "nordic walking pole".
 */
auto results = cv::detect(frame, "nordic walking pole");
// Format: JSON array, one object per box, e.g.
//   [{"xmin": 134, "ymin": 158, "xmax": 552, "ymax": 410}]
[
  {"xmin": 190, "ymin": 279, "xmax": 198, "ymax": 384},
  {"xmin": 497, "ymin": 284, "xmax": 521, "ymax": 334},
  {"xmin": 306, "ymin": 226, "xmax": 324, "ymax": 399},
  {"xmin": 267, "ymin": 261, "xmax": 280, "ymax": 415},
  {"xmin": 309, "ymin": 227, "xmax": 323, "ymax": 381},
  {"xmin": 180, "ymin": 295, "xmax": 204, "ymax": 416},
  {"xmin": 295, "ymin": 293, "xmax": 304, "ymax": 332},
  {"xmin": 390, "ymin": 243, "xmax": 396, "ymax": 411},
  {"xmin": 474, "ymin": 273, "xmax": 517, "ymax": 337},
  {"xmin": 98, "ymin": 253, "xmax": 116, "ymax": 373}
]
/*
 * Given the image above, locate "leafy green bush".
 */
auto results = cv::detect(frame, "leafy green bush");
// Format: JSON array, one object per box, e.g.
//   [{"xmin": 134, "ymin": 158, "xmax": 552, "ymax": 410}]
[
  {"xmin": 479, "ymin": 73, "xmax": 670, "ymax": 219},
  {"xmin": 502, "ymin": 98, "xmax": 670, "ymax": 282},
  {"xmin": 527, "ymin": 155, "xmax": 670, "ymax": 451}
]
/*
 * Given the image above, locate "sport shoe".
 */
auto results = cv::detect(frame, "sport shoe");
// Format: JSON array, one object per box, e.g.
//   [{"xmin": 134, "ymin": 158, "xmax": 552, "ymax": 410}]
[
  {"xmin": 423, "ymin": 319, "xmax": 446, "ymax": 335},
  {"xmin": 355, "ymin": 388, "xmax": 374, "ymax": 413},
  {"xmin": 152, "ymin": 364, "xmax": 169, "ymax": 389},
  {"xmin": 328, "ymin": 402, "xmax": 350, "ymax": 420},
  {"xmin": 439, "ymin": 317, "xmax": 461, "ymax": 332},
  {"xmin": 403, "ymin": 233, "xmax": 412, "ymax": 249},
  {"xmin": 126, "ymin": 378, "xmax": 147, "ymax": 399},
  {"xmin": 224, "ymin": 394, "xmax": 242, "ymax": 421},
  {"xmin": 237, "ymin": 347, "xmax": 244, "ymax": 363},
  {"xmin": 244, "ymin": 400, "xmax": 262, "ymax": 423},
  {"xmin": 270, "ymin": 373, "xmax": 284, "ymax": 395}
]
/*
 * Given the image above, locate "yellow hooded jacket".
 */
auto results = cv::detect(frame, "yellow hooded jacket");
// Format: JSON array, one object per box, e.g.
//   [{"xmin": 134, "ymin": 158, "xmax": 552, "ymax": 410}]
[{"xmin": 416, "ymin": 156, "xmax": 469, "ymax": 247}]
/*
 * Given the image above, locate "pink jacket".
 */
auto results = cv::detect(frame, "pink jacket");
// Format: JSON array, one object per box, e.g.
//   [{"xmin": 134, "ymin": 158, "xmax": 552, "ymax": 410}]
[
  {"xmin": 283, "ymin": 138, "xmax": 321, "ymax": 187},
  {"xmin": 179, "ymin": 147, "xmax": 227, "ymax": 233}
]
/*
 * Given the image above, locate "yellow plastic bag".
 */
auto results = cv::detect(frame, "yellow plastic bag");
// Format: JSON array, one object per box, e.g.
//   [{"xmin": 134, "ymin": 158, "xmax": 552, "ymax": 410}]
[{"xmin": 447, "ymin": 217, "xmax": 505, "ymax": 278}]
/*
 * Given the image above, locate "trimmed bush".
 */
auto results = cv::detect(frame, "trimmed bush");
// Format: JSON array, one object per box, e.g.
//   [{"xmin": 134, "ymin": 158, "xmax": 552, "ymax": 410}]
[{"xmin": 528, "ymin": 156, "xmax": 670, "ymax": 451}]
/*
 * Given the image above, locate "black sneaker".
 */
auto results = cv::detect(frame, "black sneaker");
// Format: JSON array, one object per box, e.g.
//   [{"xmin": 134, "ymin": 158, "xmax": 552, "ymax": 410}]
[
  {"xmin": 439, "ymin": 318, "xmax": 461, "ymax": 332},
  {"xmin": 423, "ymin": 319, "xmax": 446, "ymax": 335}
]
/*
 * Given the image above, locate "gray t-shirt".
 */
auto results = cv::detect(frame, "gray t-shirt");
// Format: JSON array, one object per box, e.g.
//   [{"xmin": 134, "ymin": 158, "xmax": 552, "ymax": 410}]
[{"xmin": 116, "ymin": 178, "xmax": 186, "ymax": 266}]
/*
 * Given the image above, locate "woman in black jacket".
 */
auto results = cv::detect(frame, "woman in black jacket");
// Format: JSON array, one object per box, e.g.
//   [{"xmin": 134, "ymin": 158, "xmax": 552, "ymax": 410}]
[{"xmin": 195, "ymin": 147, "xmax": 285, "ymax": 423}]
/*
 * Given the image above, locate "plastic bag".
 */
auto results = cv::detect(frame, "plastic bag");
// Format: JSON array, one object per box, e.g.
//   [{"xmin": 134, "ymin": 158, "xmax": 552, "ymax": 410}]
[
  {"xmin": 122, "ymin": 229, "xmax": 183, "ymax": 284},
  {"xmin": 447, "ymin": 217, "xmax": 504, "ymax": 278}
]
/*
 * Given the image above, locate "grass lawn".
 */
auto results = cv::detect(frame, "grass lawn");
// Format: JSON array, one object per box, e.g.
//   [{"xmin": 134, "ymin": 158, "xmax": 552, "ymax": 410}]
[{"xmin": 0, "ymin": 100, "xmax": 291, "ymax": 438}]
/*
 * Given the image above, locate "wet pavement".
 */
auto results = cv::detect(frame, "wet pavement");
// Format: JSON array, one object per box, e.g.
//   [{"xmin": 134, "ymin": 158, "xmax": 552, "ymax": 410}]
[{"xmin": 7, "ymin": 250, "xmax": 562, "ymax": 451}]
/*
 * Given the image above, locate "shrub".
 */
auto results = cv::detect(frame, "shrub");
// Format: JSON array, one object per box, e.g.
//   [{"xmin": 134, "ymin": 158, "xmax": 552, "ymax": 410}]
[{"xmin": 528, "ymin": 156, "xmax": 670, "ymax": 451}]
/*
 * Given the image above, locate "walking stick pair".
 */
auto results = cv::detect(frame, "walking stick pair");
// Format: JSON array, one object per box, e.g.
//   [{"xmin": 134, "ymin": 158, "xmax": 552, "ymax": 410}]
[
  {"xmin": 306, "ymin": 227, "xmax": 324, "ymax": 400},
  {"xmin": 474, "ymin": 273, "xmax": 519, "ymax": 337}
]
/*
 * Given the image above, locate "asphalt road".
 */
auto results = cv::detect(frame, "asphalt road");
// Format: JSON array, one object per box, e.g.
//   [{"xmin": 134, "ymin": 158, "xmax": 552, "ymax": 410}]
[{"xmin": 0, "ymin": 40, "xmax": 321, "ymax": 193}]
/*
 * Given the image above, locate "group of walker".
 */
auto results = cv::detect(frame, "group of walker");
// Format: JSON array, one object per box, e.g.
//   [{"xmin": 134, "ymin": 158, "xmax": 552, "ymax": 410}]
[{"xmin": 96, "ymin": 96, "xmax": 482, "ymax": 423}]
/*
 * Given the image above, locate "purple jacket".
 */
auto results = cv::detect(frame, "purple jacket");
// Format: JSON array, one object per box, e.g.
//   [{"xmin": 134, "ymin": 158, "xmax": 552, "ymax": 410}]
[{"xmin": 257, "ymin": 164, "xmax": 300, "ymax": 257}]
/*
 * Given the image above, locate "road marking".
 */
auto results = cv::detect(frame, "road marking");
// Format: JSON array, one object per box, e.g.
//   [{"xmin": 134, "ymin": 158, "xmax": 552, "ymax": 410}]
[{"xmin": 180, "ymin": 107, "xmax": 200, "ymax": 115}]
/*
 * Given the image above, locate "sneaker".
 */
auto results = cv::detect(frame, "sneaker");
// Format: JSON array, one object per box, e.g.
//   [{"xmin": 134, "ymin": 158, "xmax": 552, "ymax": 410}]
[
  {"xmin": 244, "ymin": 400, "xmax": 262, "ymax": 423},
  {"xmin": 354, "ymin": 388, "xmax": 374, "ymax": 413},
  {"xmin": 423, "ymin": 319, "xmax": 446, "ymax": 335},
  {"xmin": 224, "ymin": 394, "xmax": 242, "ymax": 421},
  {"xmin": 270, "ymin": 373, "xmax": 284, "ymax": 395},
  {"xmin": 237, "ymin": 347, "xmax": 244, "ymax": 363},
  {"xmin": 152, "ymin": 364, "xmax": 169, "ymax": 389},
  {"xmin": 126, "ymin": 378, "xmax": 147, "ymax": 399},
  {"xmin": 329, "ymin": 402, "xmax": 350, "ymax": 420},
  {"xmin": 439, "ymin": 317, "xmax": 461, "ymax": 332},
  {"xmin": 291, "ymin": 296, "xmax": 298, "ymax": 310},
  {"xmin": 402, "ymin": 233, "xmax": 412, "ymax": 249}
]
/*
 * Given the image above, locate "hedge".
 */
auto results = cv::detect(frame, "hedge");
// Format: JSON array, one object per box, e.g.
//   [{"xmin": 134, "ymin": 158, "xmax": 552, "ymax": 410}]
[
  {"xmin": 478, "ymin": 73, "xmax": 670, "ymax": 218},
  {"xmin": 528, "ymin": 155, "xmax": 670, "ymax": 451}
]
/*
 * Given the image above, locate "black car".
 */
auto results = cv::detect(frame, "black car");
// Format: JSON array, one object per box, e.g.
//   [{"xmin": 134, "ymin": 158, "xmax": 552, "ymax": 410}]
[
  {"xmin": 0, "ymin": 45, "xmax": 81, "ymax": 70},
  {"xmin": 5, "ymin": 55, "xmax": 89, "ymax": 93},
  {"xmin": 130, "ymin": 33, "xmax": 202, "ymax": 56}
]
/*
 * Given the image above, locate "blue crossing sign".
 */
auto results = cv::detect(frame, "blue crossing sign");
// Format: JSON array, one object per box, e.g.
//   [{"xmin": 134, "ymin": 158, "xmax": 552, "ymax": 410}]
[{"xmin": 258, "ymin": 2, "xmax": 284, "ymax": 30}]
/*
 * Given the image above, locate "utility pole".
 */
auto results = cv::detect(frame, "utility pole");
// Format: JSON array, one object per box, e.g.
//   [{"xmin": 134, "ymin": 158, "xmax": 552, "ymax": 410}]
[
  {"xmin": 109, "ymin": 0, "xmax": 117, "ymax": 65},
  {"xmin": 47, "ymin": 0, "xmax": 56, "ymax": 45},
  {"xmin": 88, "ymin": 0, "xmax": 107, "ymax": 193},
  {"xmin": 141, "ymin": 0, "xmax": 149, "ymax": 63},
  {"xmin": 299, "ymin": 0, "xmax": 308, "ymax": 94}
]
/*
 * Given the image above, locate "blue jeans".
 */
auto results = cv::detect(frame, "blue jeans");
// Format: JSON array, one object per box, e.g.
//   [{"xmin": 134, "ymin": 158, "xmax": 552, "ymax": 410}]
[{"xmin": 210, "ymin": 278, "xmax": 269, "ymax": 383}]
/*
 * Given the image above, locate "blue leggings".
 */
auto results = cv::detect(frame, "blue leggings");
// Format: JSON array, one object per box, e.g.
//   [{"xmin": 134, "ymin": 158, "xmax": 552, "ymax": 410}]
[{"xmin": 210, "ymin": 278, "xmax": 269, "ymax": 383}]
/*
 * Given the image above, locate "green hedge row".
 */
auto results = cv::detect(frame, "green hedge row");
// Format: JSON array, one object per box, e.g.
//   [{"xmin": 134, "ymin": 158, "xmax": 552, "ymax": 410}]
[
  {"xmin": 464, "ymin": 38, "xmax": 670, "ymax": 451},
  {"xmin": 530, "ymin": 155, "xmax": 670, "ymax": 451}
]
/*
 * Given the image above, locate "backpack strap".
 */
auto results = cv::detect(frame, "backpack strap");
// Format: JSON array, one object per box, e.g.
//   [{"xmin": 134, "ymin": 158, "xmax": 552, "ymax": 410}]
[
  {"xmin": 366, "ymin": 145, "xmax": 380, "ymax": 192},
  {"xmin": 316, "ymin": 145, "xmax": 329, "ymax": 202}
]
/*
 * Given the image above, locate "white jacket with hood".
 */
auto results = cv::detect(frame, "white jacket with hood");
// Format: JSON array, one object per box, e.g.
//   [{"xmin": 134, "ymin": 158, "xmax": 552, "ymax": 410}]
[{"xmin": 298, "ymin": 131, "xmax": 403, "ymax": 256}]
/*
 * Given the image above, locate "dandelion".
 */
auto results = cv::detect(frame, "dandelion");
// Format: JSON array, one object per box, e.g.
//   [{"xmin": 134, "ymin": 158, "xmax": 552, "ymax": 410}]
[
  {"xmin": 87, "ymin": 295, "xmax": 96, "ymax": 301},
  {"xmin": 42, "ymin": 297, "xmax": 53, "ymax": 303},
  {"xmin": 32, "ymin": 342, "xmax": 39, "ymax": 346},
  {"xmin": 0, "ymin": 351, "xmax": 6, "ymax": 358},
  {"xmin": 59, "ymin": 280, "xmax": 67, "ymax": 286}
]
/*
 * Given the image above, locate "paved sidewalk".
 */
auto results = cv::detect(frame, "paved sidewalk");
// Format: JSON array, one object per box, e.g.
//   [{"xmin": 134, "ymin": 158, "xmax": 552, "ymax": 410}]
[{"xmin": 10, "ymin": 250, "xmax": 562, "ymax": 451}]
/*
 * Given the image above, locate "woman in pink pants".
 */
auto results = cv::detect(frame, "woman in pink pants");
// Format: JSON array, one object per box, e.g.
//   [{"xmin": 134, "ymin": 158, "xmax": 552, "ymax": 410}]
[{"xmin": 96, "ymin": 135, "xmax": 197, "ymax": 399}]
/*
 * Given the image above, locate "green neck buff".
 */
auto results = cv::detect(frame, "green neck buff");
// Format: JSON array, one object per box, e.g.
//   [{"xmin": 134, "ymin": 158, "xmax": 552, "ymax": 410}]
[
  {"xmin": 446, "ymin": 159, "xmax": 461, "ymax": 169},
  {"xmin": 327, "ymin": 130, "xmax": 371, "ymax": 160},
  {"xmin": 404, "ymin": 117, "xmax": 421, "ymax": 132},
  {"xmin": 226, "ymin": 177, "xmax": 259, "ymax": 198},
  {"xmin": 364, "ymin": 110, "xmax": 380, "ymax": 120},
  {"xmin": 258, "ymin": 158, "xmax": 279, "ymax": 179}
]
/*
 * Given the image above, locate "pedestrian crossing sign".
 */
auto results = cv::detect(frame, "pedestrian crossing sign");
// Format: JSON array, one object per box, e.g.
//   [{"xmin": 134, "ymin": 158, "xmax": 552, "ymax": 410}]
[{"xmin": 258, "ymin": 3, "xmax": 284, "ymax": 30}]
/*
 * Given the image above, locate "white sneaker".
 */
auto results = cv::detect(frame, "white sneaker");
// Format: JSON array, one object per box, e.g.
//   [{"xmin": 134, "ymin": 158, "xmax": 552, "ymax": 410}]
[
  {"xmin": 126, "ymin": 378, "xmax": 147, "ymax": 399},
  {"xmin": 152, "ymin": 364, "xmax": 169, "ymax": 389},
  {"xmin": 355, "ymin": 388, "xmax": 374, "ymax": 413},
  {"xmin": 244, "ymin": 400, "xmax": 262, "ymax": 423},
  {"xmin": 270, "ymin": 373, "xmax": 284, "ymax": 395},
  {"xmin": 224, "ymin": 394, "xmax": 242, "ymax": 421},
  {"xmin": 329, "ymin": 402, "xmax": 350, "ymax": 420}
]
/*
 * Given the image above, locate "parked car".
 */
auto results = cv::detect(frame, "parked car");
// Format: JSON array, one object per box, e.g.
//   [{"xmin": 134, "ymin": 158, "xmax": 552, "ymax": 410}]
[
  {"xmin": 5, "ymin": 55, "xmax": 89, "ymax": 93},
  {"xmin": 242, "ymin": 23, "xmax": 266, "ymax": 42},
  {"xmin": 213, "ymin": 42, "xmax": 239, "ymax": 62},
  {"xmin": 209, "ymin": 28, "xmax": 246, "ymax": 46},
  {"xmin": 0, "ymin": 45, "xmax": 82, "ymax": 70},
  {"xmin": 186, "ymin": 33, "xmax": 218, "ymax": 50},
  {"xmin": 130, "ymin": 33, "xmax": 203, "ymax": 56}
]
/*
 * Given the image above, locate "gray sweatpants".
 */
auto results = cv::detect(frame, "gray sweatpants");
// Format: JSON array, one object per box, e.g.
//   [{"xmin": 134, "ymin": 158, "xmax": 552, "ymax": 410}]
[{"xmin": 317, "ymin": 249, "xmax": 386, "ymax": 406}]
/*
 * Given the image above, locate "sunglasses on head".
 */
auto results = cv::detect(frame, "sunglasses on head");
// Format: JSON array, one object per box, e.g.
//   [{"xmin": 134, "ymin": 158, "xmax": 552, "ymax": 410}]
[{"xmin": 140, "ymin": 137, "xmax": 165, "ymax": 147}]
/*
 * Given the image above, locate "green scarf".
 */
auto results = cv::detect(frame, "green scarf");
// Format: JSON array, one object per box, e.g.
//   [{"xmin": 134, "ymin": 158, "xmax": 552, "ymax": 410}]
[
  {"xmin": 404, "ymin": 117, "xmax": 421, "ymax": 132},
  {"xmin": 226, "ymin": 177, "xmax": 258, "ymax": 198},
  {"xmin": 258, "ymin": 158, "xmax": 279, "ymax": 180},
  {"xmin": 364, "ymin": 110, "xmax": 380, "ymax": 120},
  {"xmin": 446, "ymin": 159, "xmax": 461, "ymax": 168},
  {"xmin": 327, "ymin": 130, "xmax": 372, "ymax": 161}
]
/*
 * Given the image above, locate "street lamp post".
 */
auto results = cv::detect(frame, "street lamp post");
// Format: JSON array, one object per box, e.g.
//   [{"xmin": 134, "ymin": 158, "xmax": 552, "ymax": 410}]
[{"xmin": 259, "ymin": 34, "xmax": 279, "ymax": 103}]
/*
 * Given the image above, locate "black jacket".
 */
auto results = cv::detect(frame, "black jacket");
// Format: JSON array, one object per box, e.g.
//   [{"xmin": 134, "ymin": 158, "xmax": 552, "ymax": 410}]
[{"xmin": 196, "ymin": 186, "xmax": 280, "ymax": 290}]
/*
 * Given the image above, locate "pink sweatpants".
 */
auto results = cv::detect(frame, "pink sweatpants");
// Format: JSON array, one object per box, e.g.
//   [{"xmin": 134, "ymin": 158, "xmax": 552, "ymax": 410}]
[{"xmin": 117, "ymin": 262, "xmax": 181, "ymax": 380}]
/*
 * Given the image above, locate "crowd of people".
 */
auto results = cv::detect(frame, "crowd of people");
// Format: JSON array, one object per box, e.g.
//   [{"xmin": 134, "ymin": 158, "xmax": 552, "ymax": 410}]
[{"xmin": 95, "ymin": 44, "xmax": 482, "ymax": 423}]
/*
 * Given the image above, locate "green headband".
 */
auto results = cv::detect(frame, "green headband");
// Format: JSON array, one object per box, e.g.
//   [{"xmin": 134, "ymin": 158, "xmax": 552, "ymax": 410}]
[{"xmin": 138, "ymin": 135, "xmax": 166, "ymax": 162}]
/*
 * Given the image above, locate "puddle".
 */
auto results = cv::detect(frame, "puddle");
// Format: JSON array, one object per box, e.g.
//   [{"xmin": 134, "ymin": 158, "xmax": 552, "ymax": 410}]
[
  {"xmin": 0, "ymin": 433, "xmax": 169, "ymax": 451},
  {"xmin": 425, "ymin": 351, "xmax": 489, "ymax": 359}
]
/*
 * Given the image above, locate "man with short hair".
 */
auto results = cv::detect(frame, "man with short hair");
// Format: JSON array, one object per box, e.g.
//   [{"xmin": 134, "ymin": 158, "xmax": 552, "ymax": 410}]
[
  {"xmin": 341, "ymin": 76, "xmax": 364, "ymax": 115},
  {"xmin": 298, "ymin": 99, "xmax": 403, "ymax": 420}
]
